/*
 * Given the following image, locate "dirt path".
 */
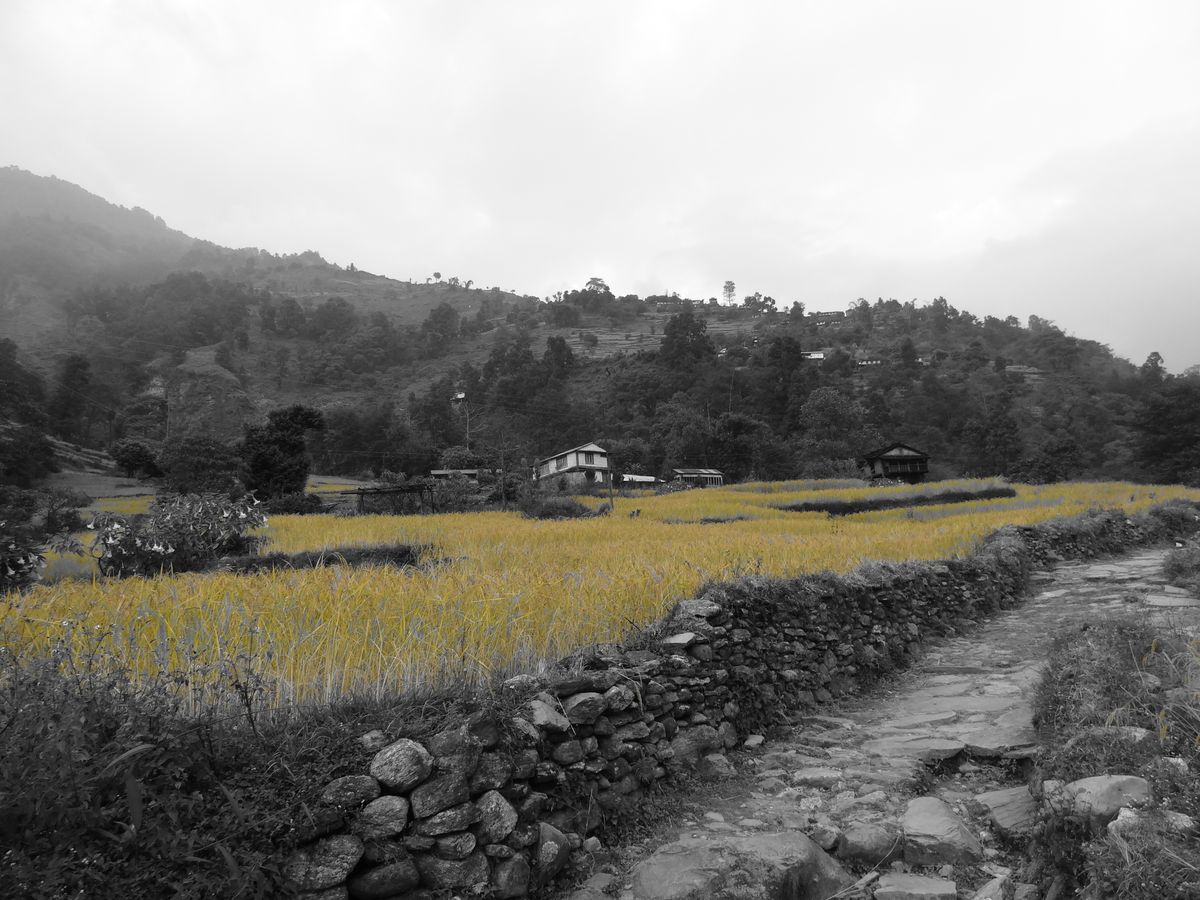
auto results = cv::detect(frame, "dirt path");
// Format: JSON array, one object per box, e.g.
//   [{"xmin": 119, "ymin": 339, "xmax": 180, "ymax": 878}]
[{"xmin": 567, "ymin": 549, "xmax": 1200, "ymax": 900}]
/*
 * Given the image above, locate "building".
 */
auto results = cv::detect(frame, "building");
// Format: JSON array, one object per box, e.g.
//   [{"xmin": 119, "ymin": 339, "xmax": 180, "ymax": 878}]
[
  {"xmin": 620, "ymin": 473, "xmax": 660, "ymax": 485},
  {"xmin": 672, "ymin": 468, "xmax": 725, "ymax": 488},
  {"xmin": 533, "ymin": 442, "xmax": 611, "ymax": 487},
  {"xmin": 810, "ymin": 311, "xmax": 846, "ymax": 326},
  {"xmin": 859, "ymin": 442, "xmax": 930, "ymax": 484},
  {"xmin": 429, "ymin": 468, "xmax": 484, "ymax": 481},
  {"xmin": 800, "ymin": 350, "xmax": 826, "ymax": 360}
]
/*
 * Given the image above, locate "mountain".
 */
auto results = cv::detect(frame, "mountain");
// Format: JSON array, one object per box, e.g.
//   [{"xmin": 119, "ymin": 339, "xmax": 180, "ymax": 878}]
[{"xmin": 0, "ymin": 166, "xmax": 526, "ymax": 352}]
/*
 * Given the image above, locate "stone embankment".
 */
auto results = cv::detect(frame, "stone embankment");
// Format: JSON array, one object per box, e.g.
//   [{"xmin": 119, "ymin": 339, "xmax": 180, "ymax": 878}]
[
  {"xmin": 591, "ymin": 548, "xmax": 1199, "ymax": 900},
  {"xmin": 280, "ymin": 505, "xmax": 1200, "ymax": 898}
]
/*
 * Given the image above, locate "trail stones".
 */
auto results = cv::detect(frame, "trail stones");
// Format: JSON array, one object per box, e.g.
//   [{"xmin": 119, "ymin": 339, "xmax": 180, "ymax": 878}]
[
  {"xmin": 974, "ymin": 786, "xmax": 1036, "ymax": 839},
  {"xmin": 874, "ymin": 872, "xmax": 958, "ymax": 900},
  {"xmin": 862, "ymin": 736, "xmax": 965, "ymax": 762},
  {"xmin": 835, "ymin": 821, "xmax": 901, "ymax": 865},
  {"xmin": 631, "ymin": 832, "xmax": 851, "ymax": 900},
  {"xmin": 959, "ymin": 723, "xmax": 1037, "ymax": 758},
  {"xmin": 369, "ymin": 739, "xmax": 433, "ymax": 792},
  {"xmin": 971, "ymin": 874, "xmax": 1012, "ymax": 899},
  {"xmin": 903, "ymin": 797, "xmax": 983, "ymax": 866},
  {"xmin": 284, "ymin": 834, "xmax": 365, "ymax": 891}
]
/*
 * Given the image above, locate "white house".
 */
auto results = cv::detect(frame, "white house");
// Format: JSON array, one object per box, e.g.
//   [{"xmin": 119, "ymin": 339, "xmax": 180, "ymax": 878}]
[{"xmin": 533, "ymin": 442, "xmax": 611, "ymax": 487}]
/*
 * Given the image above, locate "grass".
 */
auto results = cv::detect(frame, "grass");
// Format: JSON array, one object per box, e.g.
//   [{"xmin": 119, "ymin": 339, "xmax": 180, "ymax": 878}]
[
  {"xmin": 1032, "ymin": 616, "xmax": 1200, "ymax": 899},
  {"xmin": 6, "ymin": 480, "xmax": 1200, "ymax": 713},
  {"xmin": 774, "ymin": 478, "xmax": 1016, "ymax": 515}
]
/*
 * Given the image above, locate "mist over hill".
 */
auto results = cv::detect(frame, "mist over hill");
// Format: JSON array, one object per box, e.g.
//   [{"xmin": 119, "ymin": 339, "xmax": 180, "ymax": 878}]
[{"xmin": 2, "ymin": 166, "xmax": 1198, "ymax": 489}]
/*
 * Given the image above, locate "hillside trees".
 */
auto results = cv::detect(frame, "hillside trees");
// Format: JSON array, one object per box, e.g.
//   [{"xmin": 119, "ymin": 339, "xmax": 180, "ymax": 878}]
[
  {"xmin": 660, "ymin": 309, "xmax": 715, "ymax": 367},
  {"xmin": 1134, "ymin": 376, "xmax": 1200, "ymax": 485}
]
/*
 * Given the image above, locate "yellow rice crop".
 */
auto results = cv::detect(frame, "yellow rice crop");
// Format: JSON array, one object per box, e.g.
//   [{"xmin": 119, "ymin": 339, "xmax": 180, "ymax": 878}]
[{"xmin": 5, "ymin": 480, "xmax": 1197, "ymax": 708}]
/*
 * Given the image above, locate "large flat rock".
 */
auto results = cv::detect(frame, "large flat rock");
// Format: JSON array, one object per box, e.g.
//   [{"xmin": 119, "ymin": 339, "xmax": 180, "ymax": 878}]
[
  {"xmin": 975, "ymin": 786, "xmax": 1037, "ymax": 838},
  {"xmin": 874, "ymin": 872, "xmax": 958, "ymax": 900},
  {"xmin": 861, "ymin": 736, "xmax": 964, "ymax": 762},
  {"xmin": 903, "ymin": 797, "xmax": 983, "ymax": 866},
  {"xmin": 631, "ymin": 832, "xmax": 852, "ymax": 900}
]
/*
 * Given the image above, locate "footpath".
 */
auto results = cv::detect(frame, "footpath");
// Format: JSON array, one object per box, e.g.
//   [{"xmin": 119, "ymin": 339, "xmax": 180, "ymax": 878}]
[{"xmin": 565, "ymin": 549, "xmax": 1200, "ymax": 900}]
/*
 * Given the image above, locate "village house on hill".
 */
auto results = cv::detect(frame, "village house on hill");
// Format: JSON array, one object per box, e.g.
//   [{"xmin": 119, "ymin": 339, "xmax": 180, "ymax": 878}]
[
  {"xmin": 672, "ymin": 468, "xmax": 725, "ymax": 487},
  {"xmin": 533, "ymin": 442, "xmax": 611, "ymax": 488},
  {"xmin": 859, "ymin": 442, "xmax": 930, "ymax": 483}
]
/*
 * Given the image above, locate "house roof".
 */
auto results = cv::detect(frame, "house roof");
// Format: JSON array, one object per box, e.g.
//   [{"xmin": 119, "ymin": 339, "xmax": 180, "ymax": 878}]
[
  {"xmin": 860, "ymin": 442, "xmax": 929, "ymax": 461},
  {"xmin": 534, "ymin": 442, "xmax": 606, "ymax": 466},
  {"xmin": 673, "ymin": 468, "xmax": 724, "ymax": 476}
]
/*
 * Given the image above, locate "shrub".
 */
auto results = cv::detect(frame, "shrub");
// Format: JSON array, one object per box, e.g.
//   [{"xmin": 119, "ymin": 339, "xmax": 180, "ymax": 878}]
[
  {"xmin": 240, "ymin": 405, "xmax": 325, "ymax": 499},
  {"xmin": 519, "ymin": 495, "xmax": 597, "ymax": 519},
  {"xmin": 1, "ymin": 487, "xmax": 87, "ymax": 593},
  {"xmin": 158, "ymin": 438, "xmax": 242, "ymax": 495},
  {"xmin": 1163, "ymin": 537, "xmax": 1200, "ymax": 593},
  {"xmin": 109, "ymin": 438, "xmax": 161, "ymax": 478},
  {"xmin": 90, "ymin": 494, "xmax": 267, "ymax": 577},
  {"xmin": 214, "ymin": 544, "xmax": 426, "ymax": 573},
  {"xmin": 261, "ymin": 491, "xmax": 324, "ymax": 515}
]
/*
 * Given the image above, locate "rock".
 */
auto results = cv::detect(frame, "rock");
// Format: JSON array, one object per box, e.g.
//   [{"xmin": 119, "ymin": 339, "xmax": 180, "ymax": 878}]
[
  {"xmin": 567, "ymin": 871, "xmax": 615, "ymax": 900},
  {"xmin": 563, "ymin": 691, "xmax": 608, "ymax": 724},
  {"xmin": 413, "ymin": 850, "xmax": 491, "ymax": 889},
  {"xmin": 369, "ymin": 739, "xmax": 433, "ymax": 792},
  {"xmin": 426, "ymin": 723, "xmax": 479, "ymax": 757},
  {"xmin": 862, "ymin": 736, "xmax": 965, "ymax": 762},
  {"xmin": 808, "ymin": 822, "xmax": 841, "ymax": 851},
  {"xmin": 698, "ymin": 753, "xmax": 736, "ymax": 777},
  {"xmin": 971, "ymin": 874, "xmax": 1011, "ymax": 900},
  {"xmin": 1062, "ymin": 725, "xmax": 1158, "ymax": 753},
  {"xmin": 536, "ymin": 822, "xmax": 572, "ymax": 886},
  {"xmin": 1012, "ymin": 884, "xmax": 1038, "ymax": 900},
  {"xmin": 631, "ymin": 832, "xmax": 852, "ymax": 900},
  {"xmin": 667, "ymin": 725, "xmax": 722, "ymax": 765},
  {"xmin": 661, "ymin": 632, "xmax": 698, "ymax": 650},
  {"xmin": 354, "ymin": 795, "xmax": 409, "ymax": 840},
  {"xmin": 491, "ymin": 855, "xmax": 531, "ymax": 898},
  {"xmin": 1059, "ymin": 775, "xmax": 1150, "ymax": 825},
  {"xmin": 346, "ymin": 859, "xmax": 420, "ymax": 898},
  {"xmin": 526, "ymin": 693, "xmax": 571, "ymax": 732},
  {"xmin": 284, "ymin": 834, "xmax": 365, "ymax": 891},
  {"xmin": 409, "ymin": 773, "xmax": 470, "ymax": 818},
  {"xmin": 836, "ymin": 821, "xmax": 901, "ymax": 865},
  {"xmin": 960, "ymin": 724, "xmax": 1037, "ymax": 758},
  {"xmin": 475, "ymin": 790, "xmax": 519, "ymax": 843},
  {"xmin": 470, "ymin": 751, "xmax": 514, "ymax": 792},
  {"xmin": 321, "ymin": 775, "xmax": 381, "ymax": 810},
  {"xmin": 744, "ymin": 734, "xmax": 766, "ymax": 749},
  {"xmin": 903, "ymin": 797, "xmax": 983, "ymax": 866},
  {"xmin": 792, "ymin": 767, "xmax": 843, "ymax": 788},
  {"xmin": 297, "ymin": 888, "xmax": 348, "ymax": 900},
  {"xmin": 1107, "ymin": 806, "xmax": 1197, "ymax": 837},
  {"xmin": 974, "ymin": 786, "xmax": 1036, "ymax": 839},
  {"xmin": 415, "ymin": 801, "xmax": 480, "ymax": 836},
  {"xmin": 434, "ymin": 831, "xmax": 476, "ymax": 860},
  {"xmin": 357, "ymin": 730, "xmax": 388, "ymax": 751},
  {"xmin": 874, "ymin": 872, "xmax": 958, "ymax": 900}
]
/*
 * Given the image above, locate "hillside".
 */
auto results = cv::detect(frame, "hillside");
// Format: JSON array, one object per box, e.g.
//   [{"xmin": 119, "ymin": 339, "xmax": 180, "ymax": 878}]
[{"xmin": 2, "ymin": 166, "xmax": 1198, "ymax": 491}]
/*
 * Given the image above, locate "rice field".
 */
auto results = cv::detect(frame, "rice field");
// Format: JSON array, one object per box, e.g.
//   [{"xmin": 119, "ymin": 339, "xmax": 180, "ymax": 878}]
[{"xmin": 5, "ymin": 479, "xmax": 1198, "ymax": 709}]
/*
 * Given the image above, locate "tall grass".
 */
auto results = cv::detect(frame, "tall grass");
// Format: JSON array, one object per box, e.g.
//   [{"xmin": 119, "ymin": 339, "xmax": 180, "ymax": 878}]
[{"xmin": 5, "ymin": 480, "xmax": 1197, "ymax": 710}]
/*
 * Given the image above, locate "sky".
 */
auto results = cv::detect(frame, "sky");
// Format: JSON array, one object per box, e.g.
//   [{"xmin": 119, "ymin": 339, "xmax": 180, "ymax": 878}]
[{"xmin": 3, "ymin": 1, "xmax": 1199, "ymax": 370}]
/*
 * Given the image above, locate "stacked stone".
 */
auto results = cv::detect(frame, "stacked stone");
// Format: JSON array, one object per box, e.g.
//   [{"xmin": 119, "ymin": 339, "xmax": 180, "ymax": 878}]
[{"xmin": 280, "ymin": 502, "xmax": 1200, "ymax": 898}]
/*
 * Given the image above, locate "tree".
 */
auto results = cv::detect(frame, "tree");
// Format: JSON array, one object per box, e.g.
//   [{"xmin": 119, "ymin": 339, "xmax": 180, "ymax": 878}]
[
  {"xmin": 585, "ymin": 276, "xmax": 610, "ymax": 294},
  {"xmin": 48, "ymin": 353, "xmax": 91, "ymax": 442},
  {"xmin": 240, "ymin": 405, "xmax": 325, "ymax": 498},
  {"xmin": 158, "ymin": 437, "xmax": 242, "ymax": 494},
  {"xmin": 1133, "ymin": 378, "xmax": 1200, "ymax": 484},
  {"xmin": 109, "ymin": 439, "xmax": 160, "ymax": 478},
  {"xmin": 659, "ymin": 310, "xmax": 715, "ymax": 367},
  {"xmin": 723, "ymin": 281, "xmax": 736, "ymax": 306}
]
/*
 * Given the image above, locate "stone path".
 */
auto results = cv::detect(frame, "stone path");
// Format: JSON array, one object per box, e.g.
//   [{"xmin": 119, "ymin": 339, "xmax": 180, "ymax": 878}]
[{"xmin": 567, "ymin": 549, "xmax": 1200, "ymax": 900}]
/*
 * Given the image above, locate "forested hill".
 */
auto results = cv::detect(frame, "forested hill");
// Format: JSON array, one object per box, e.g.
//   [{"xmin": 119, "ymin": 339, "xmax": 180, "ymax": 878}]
[{"xmin": 1, "ymin": 167, "xmax": 1198, "ymax": 490}]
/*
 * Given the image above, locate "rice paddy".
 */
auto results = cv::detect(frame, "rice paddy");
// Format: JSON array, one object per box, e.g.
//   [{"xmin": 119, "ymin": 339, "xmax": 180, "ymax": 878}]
[{"xmin": 5, "ymin": 479, "xmax": 1198, "ymax": 709}]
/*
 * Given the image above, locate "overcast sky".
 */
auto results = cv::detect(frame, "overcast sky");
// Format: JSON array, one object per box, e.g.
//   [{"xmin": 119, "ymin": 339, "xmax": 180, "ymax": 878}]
[{"xmin": 3, "ymin": 1, "xmax": 1199, "ymax": 369}]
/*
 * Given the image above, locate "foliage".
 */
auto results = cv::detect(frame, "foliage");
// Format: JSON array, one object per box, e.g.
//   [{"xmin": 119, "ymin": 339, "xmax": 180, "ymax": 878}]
[
  {"xmin": 109, "ymin": 438, "xmax": 160, "ymax": 478},
  {"xmin": 0, "ymin": 423, "xmax": 57, "ymax": 486},
  {"xmin": 518, "ymin": 494, "xmax": 598, "ymax": 519},
  {"xmin": 776, "ymin": 482, "xmax": 1017, "ymax": 516},
  {"xmin": 240, "ymin": 405, "xmax": 325, "ymax": 499},
  {"xmin": 261, "ymin": 491, "xmax": 324, "ymax": 515},
  {"xmin": 158, "ymin": 437, "xmax": 242, "ymax": 495},
  {"xmin": 89, "ymin": 493, "xmax": 267, "ymax": 577},
  {"xmin": 0, "ymin": 487, "xmax": 87, "ymax": 592},
  {"xmin": 1163, "ymin": 537, "xmax": 1200, "ymax": 594}
]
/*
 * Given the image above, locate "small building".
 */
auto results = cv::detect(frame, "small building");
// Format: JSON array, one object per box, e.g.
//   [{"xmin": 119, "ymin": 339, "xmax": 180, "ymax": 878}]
[
  {"xmin": 533, "ymin": 442, "xmax": 611, "ymax": 487},
  {"xmin": 810, "ymin": 311, "xmax": 846, "ymax": 327},
  {"xmin": 672, "ymin": 468, "xmax": 725, "ymax": 488},
  {"xmin": 1004, "ymin": 364, "xmax": 1045, "ymax": 383},
  {"xmin": 620, "ymin": 473, "xmax": 660, "ymax": 485},
  {"xmin": 430, "ymin": 468, "xmax": 484, "ymax": 481},
  {"xmin": 859, "ymin": 442, "xmax": 930, "ymax": 484},
  {"xmin": 800, "ymin": 350, "xmax": 826, "ymax": 361}
]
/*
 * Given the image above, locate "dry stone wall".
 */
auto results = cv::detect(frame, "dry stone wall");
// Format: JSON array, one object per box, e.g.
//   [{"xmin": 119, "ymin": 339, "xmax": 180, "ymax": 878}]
[{"xmin": 283, "ymin": 503, "xmax": 1200, "ymax": 899}]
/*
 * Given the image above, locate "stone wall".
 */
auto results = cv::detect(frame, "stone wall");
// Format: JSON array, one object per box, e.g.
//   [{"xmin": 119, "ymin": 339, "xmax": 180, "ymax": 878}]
[{"xmin": 282, "ymin": 503, "xmax": 1200, "ymax": 899}]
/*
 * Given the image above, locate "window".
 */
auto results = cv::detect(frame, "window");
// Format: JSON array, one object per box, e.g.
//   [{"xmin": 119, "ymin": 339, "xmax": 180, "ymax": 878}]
[
  {"xmin": 555, "ymin": 456, "xmax": 566, "ymax": 470},
  {"xmin": 584, "ymin": 451, "xmax": 595, "ymax": 465}
]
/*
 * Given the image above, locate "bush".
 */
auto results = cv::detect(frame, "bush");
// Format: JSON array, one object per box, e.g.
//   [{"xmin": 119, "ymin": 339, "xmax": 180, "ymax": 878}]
[
  {"xmin": 109, "ymin": 438, "xmax": 161, "ymax": 478},
  {"xmin": 519, "ymin": 495, "xmax": 597, "ymax": 519},
  {"xmin": 1163, "ymin": 537, "xmax": 1200, "ymax": 593},
  {"xmin": 261, "ymin": 492, "xmax": 324, "ymax": 515},
  {"xmin": 158, "ymin": 438, "xmax": 242, "ymax": 495},
  {"xmin": 1, "ymin": 487, "xmax": 88, "ymax": 593},
  {"xmin": 214, "ymin": 544, "xmax": 426, "ymax": 574},
  {"xmin": 778, "ymin": 484, "xmax": 1017, "ymax": 516},
  {"xmin": 90, "ymin": 494, "xmax": 267, "ymax": 577}
]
